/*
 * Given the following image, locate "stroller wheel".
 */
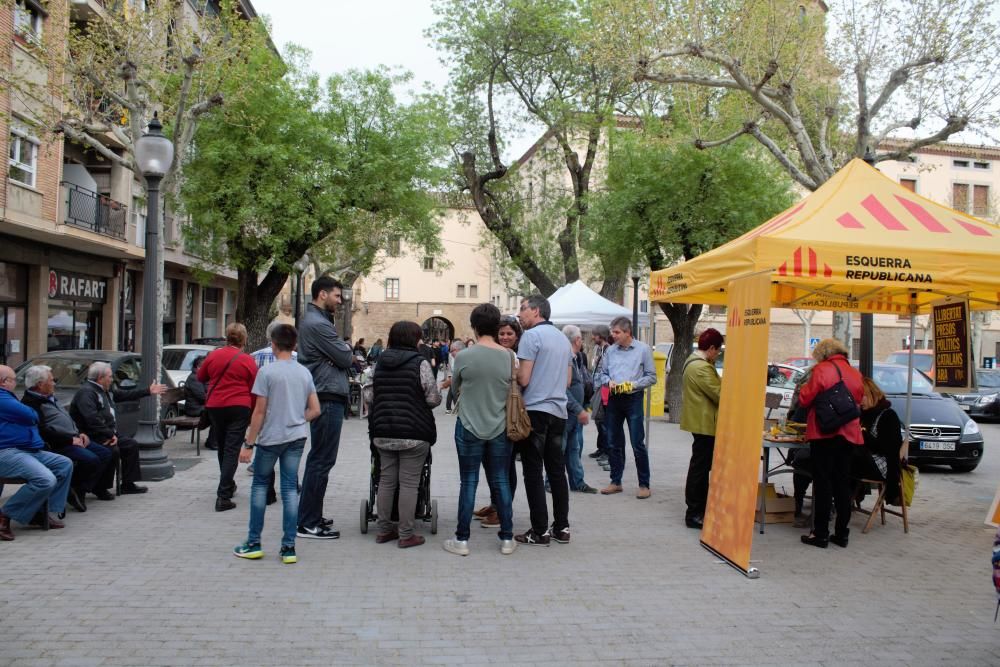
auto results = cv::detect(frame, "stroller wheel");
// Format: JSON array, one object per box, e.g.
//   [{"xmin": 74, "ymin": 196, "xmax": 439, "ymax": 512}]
[
  {"xmin": 430, "ymin": 499, "xmax": 438, "ymax": 535},
  {"xmin": 360, "ymin": 499, "xmax": 370, "ymax": 534}
]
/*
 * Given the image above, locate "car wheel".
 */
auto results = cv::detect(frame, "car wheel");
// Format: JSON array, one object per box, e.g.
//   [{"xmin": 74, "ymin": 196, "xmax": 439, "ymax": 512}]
[
  {"xmin": 950, "ymin": 462, "xmax": 979, "ymax": 472},
  {"xmin": 160, "ymin": 406, "xmax": 178, "ymax": 440}
]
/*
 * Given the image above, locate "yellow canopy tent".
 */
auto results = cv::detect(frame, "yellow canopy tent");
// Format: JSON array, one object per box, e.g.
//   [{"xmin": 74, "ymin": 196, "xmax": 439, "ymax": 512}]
[{"xmin": 649, "ymin": 158, "xmax": 1000, "ymax": 314}]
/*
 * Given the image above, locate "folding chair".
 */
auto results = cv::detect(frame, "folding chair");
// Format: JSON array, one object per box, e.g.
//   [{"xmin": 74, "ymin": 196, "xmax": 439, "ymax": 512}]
[{"xmin": 853, "ymin": 441, "xmax": 909, "ymax": 534}]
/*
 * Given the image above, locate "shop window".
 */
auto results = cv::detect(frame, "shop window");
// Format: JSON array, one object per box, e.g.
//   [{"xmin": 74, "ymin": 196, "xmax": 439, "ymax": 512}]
[
  {"xmin": 9, "ymin": 123, "xmax": 39, "ymax": 187},
  {"xmin": 14, "ymin": 0, "xmax": 44, "ymax": 44},
  {"xmin": 385, "ymin": 278, "xmax": 400, "ymax": 300}
]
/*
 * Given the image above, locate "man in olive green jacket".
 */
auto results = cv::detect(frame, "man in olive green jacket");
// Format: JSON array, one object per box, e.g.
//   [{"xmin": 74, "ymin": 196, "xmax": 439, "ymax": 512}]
[{"xmin": 680, "ymin": 328, "xmax": 723, "ymax": 529}]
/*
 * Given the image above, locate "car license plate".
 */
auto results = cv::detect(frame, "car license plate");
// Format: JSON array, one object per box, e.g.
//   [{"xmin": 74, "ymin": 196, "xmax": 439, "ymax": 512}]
[
  {"xmin": 960, "ymin": 404, "xmax": 970, "ymax": 411},
  {"xmin": 920, "ymin": 441, "xmax": 956, "ymax": 451}
]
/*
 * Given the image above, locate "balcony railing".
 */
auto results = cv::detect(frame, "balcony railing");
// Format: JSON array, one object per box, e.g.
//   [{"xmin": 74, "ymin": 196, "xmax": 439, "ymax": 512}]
[{"xmin": 62, "ymin": 182, "xmax": 128, "ymax": 241}]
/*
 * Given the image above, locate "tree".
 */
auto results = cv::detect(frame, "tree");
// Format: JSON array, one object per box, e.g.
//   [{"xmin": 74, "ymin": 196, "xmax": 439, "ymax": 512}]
[
  {"xmin": 432, "ymin": 0, "xmax": 644, "ymax": 298},
  {"xmin": 597, "ymin": 0, "xmax": 1000, "ymax": 343},
  {"xmin": 181, "ymin": 50, "xmax": 448, "ymax": 348},
  {"xmin": 588, "ymin": 122, "xmax": 796, "ymax": 420}
]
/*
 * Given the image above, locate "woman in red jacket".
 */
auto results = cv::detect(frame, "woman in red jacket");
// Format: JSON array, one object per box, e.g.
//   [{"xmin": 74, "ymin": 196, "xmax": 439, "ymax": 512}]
[
  {"xmin": 796, "ymin": 337, "xmax": 864, "ymax": 548},
  {"xmin": 197, "ymin": 323, "xmax": 258, "ymax": 512}
]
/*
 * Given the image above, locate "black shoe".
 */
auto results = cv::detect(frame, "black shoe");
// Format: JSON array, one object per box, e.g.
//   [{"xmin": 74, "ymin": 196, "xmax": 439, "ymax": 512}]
[
  {"xmin": 215, "ymin": 497, "xmax": 237, "ymax": 512},
  {"xmin": 587, "ymin": 450, "xmax": 602, "ymax": 459},
  {"xmin": 121, "ymin": 482, "xmax": 148, "ymax": 495},
  {"xmin": 320, "ymin": 517, "xmax": 335, "ymax": 528},
  {"xmin": 801, "ymin": 534, "xmax": 829, "ymax": 548},
  {"xmin": 685, "ymin": 516, "xmax": 704, "ymax": 530},
  {"xmin": 68, "ymin": 489, "xmax": 87, "ymax": 513},
  {"xmin": 830, "ymin": 530, "xmax": 849, "ymax": 548},
  {"xmin": 513, "ymin": 528, "xmax": 550, "ymax": 546},
  {"xmin": 297, "ymin": 524, "xmax": 340, "ymax": 539},
  {"xmin": 92, "ymin": 489, "xmax": 115, "ymax": 501},
  {"xmin": 204, "ymin": 443, "xmax": 218, "ymax": 451}
]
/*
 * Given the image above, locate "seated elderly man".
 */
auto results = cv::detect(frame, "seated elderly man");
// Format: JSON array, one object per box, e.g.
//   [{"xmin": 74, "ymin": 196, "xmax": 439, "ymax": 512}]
[
  {"xmin": 22, "ymin": 365, "xmax": 112, "ymax": 511},
  {"xmin": 69, "ymin": 362, "xmax": 166, "ymax": 496},
  {"xmin": 0, "ymin": 365, "xmax": 72, "ymax": 540}
]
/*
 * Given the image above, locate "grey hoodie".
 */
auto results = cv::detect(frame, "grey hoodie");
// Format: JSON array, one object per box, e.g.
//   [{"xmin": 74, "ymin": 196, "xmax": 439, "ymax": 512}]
[{"xmin": 297, "ymin": 303, "xmax": 353, "ymax": 399}]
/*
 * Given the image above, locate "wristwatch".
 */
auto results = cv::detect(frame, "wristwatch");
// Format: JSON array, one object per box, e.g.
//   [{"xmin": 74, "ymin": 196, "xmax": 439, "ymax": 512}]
[{"xmin": 242, "ymin": 441, "xmax": 255, "ymax": 450}]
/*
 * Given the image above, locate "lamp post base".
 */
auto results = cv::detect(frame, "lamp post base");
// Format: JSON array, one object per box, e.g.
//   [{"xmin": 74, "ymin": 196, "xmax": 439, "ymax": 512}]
[{"xmin": 134, "ymin": 419, "xmax": 174, "ymax": 481}]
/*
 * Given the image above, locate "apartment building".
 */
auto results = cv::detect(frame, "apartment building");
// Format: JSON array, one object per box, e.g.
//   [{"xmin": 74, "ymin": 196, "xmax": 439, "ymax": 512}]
[{"xmin": 1, "ymin": 0, "xmax": 255, "ymax": 367}]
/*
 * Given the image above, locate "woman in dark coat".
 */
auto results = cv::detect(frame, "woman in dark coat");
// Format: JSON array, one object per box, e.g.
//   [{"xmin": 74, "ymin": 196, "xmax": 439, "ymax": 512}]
[
  {"xmin": 855, "ymin": 377, "xmax": 903, "ymax": 506},
  {"xmin": 183, "ymin": 356, "xmax": 216, "ymax": 451}
]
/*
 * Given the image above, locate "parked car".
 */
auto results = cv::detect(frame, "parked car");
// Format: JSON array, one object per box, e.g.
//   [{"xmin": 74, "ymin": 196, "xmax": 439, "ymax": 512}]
[
  {"xmin": 13, "ymin": 351, "xmax": 179, "ymax": 440},
  {"xmin": 950, "ymin": 369, "xmax": 1000, "ymax": 421},
  {"xmin": 865, "ymin": 362, "xmax": 984, "ymax": 472},
  {"xmin": 162, "ymin": 344, "xmax": 218, "ymax": 387},
  {"xmin": 885, "ymin": 349, "xmax": 934, "ymax": 379},
  {"xmin": 782, "ymin": 356, "xmax": 814, "ymax": 369},
  {"xmin": 766, "ymin": 363, "xmax": 805, "ymax": 413}
]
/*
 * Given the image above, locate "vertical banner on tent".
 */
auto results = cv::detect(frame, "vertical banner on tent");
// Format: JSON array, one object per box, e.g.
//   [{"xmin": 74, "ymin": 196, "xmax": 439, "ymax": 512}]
[
  {"xmin": 932, "ymin": 299, "xmax": 973, "ymax": 391},
  {"xmin": 701, "ymin": 273, "xmax": 771, "ymax": 575}
]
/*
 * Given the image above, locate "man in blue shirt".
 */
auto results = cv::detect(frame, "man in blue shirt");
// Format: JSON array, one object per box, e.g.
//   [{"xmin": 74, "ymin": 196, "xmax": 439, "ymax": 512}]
[
  {"xmin": 516, "ymin": 295, "xmax": 573, "ymax": 546},
  {"xmin": 0, "ymin": 365, "xmax": 73, "ymax": 540},
  {"xmin": 594, "ymin": 316, "xmax": 658, "ymax": 498}
]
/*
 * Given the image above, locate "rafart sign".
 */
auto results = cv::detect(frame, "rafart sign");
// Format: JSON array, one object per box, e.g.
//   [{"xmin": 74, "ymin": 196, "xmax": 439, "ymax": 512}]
[{"xmin": 48, "ymin": 269, "xmax": 108, "ymax": 304}]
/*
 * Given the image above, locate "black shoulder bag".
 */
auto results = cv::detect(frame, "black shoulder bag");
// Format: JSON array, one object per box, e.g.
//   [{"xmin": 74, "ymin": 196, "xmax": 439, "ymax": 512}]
[{"xmin": 813, "ymin": 360, "xmax": 860, "ymax": 434}]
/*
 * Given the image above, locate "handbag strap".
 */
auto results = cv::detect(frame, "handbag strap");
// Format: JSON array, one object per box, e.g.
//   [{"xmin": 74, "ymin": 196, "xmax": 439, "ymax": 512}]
[
  {"xmin": 206, "ymin": 350, "xmax": 242, "ymax": 403},
  {"xmin": 825, "ymin": 358, "xmax": 845, "ymax": 382},
  {"xmin": 870, "ymin": 408, "xmax": 886, "ymax": 438},
  {"xmin": 509, "ymin": 350, "xmax": 518, "ymax": 385}
]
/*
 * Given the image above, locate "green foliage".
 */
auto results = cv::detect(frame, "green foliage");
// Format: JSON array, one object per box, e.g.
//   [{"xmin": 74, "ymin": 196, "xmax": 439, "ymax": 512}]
[
  {"xmin": 181, "ymin": 47, "xmax": 449, "ymax": 280},
  {"xmin": 587, "ymin": 120, "xmax": 797, "ymax": 269}
]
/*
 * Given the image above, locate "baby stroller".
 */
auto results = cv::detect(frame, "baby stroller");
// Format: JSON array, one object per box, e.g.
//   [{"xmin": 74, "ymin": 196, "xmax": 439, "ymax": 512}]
[{"xmin": 360, "ymin": 444, "xmax": 438, "ymax": 534}]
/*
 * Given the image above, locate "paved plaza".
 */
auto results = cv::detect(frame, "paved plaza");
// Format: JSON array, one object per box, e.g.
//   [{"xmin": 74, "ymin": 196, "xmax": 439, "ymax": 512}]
[{"xmin": 2, "ymin": 408, "xmax": 999, "ymax": 666}]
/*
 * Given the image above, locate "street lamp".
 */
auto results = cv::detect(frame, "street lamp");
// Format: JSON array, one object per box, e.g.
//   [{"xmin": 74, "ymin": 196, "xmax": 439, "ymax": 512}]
[
  {"xmin": 341, "ymin": 287, "xmax": 354, "ymax": 341},
  {"xmin": 293, "ymin": 254, "xmax": 309, "ymax": 327},
  {"xmin": 631, "ymin": 275, "xmax": 641, "ymax": 341},
  {"xmin": 133, "ymin": 112, "xmax": 174, "ymax": 481}
]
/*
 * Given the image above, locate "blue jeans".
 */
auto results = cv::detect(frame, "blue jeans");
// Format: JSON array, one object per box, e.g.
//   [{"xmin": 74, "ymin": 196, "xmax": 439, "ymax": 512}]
[
  {"xmin": 298, "ymin": 399, "xmax": 345, "ymax": 529},
  {"xmin": 0, "ymin": 448, "xmax": 72, "ymax": 523},
  {"xmin": 455, "ymin": 418, "xmax": 513, "ymax": 541},
  {"xmin": 605, "ymin": 392, "xmax": 650, "ymax": 488},
  {"xmin": 55, "ymin": 442, "xmax": 112, "ymax": 492},
  {"xmin": 247, "ymin": 439, "xmax": 305, "ymax": 548},
  {"xmin": 564, "ymin": 415, "xmax": 586, "ymax": 490}
]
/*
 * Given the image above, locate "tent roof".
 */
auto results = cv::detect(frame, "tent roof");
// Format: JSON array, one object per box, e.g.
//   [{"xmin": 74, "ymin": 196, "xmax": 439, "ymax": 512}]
[
  {"xmin": 548, "ymin": 280, "xmax": 650, "ymax": 328},
  {"xmin": 649, "ymin": 159, "xmax": 1000, "ymax": 314}
]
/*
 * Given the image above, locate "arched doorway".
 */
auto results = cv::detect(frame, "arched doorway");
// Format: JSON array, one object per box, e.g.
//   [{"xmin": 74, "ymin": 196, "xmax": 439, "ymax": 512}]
[{"xmin": 421, "ymin": 316, "xmax": 454, "ymax": 343}]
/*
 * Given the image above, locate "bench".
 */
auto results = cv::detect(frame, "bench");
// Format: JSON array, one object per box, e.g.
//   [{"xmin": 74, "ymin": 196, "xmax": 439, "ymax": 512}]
[
  {"xmin": 160, "ymin": 387, "xmax": 205, "ymax": 456},
  {"xmin": 0, "ymin": 477, "xmax": 50, "ymax": 529}
]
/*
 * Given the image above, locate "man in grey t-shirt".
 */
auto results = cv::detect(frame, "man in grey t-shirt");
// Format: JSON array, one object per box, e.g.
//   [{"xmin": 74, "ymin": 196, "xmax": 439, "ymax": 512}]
[
  {"xmin": 234, "ymin": 324, "xmax": 320, "ymax": 565},
  {"xmin": 515, "ymin": 294, "xmax": 573, "ymax": 546}
]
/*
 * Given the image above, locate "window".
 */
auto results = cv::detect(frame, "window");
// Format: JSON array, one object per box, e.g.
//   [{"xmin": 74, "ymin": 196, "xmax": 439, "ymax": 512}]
[
  {"xmin": 899, "ymin": 178, "xmax": 917, "ymax": 192},
  {"xmin": 953, "ymin": 159, "xmax": 970, "ymax": 168},
  {"xmin": 385, "ymin": 278, "xmax": 399, "ymax": 300},
  {"xmin": 202, "ymin": 287, "xmax": 220, "ymax": 338},
  {"xmin": 13, "ymin": 0, "xmax": 44, "ymax": 44},
  {"xmin": 955, "ymin": 183, "xmax": 991, "ymax": 216},
  {"xmin": 974, "ymin": 161, "xmax": 990, "ymax": 170},
  {"xmin": 387, "ymin": 236, "xmax": 401, "ymax": 257},
  {"xmin": 639, "ymin": 299, "xmax": 648, "ymax": 314},
  {"xmin": 456, "ymin": 284, "xmax": 465, "ymax": 298},
  {"xmin": 469, "ymin": 284, "xmax": 478, "ymax": 298},
  {"xmin": 132, "ymin": 196, "xmax": 147, "ymax": 248},
  {"xmin": 422, "ymin": 256, "xmax": 434, "ymax": 271},
  {"xmin": 8, "ymin": 123, "xmax": 38, "ymax": 187}
]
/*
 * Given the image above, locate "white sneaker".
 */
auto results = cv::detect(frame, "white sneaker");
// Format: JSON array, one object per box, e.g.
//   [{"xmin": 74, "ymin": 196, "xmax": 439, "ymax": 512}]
[
  {"xmin": 498, "ymin": 538, "xmax": 516, "ymax": 555},
  {"xmin": 443, "ymin": 538, "xmax": 469, "ymax": 556}
]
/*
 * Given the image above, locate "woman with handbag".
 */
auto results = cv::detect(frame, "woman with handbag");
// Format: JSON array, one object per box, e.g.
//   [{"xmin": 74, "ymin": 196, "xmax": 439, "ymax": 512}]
[
  {"xmin": 443, "ymin": 303, "xmax": 517, "ymax": 557},
  {"xmin": 197, "ymin": 323, "xmax": 259, "ymax": 512},
  {"xmin": 796, "ymin": 338, "xmax": 864, "ymax": 548},
  {"xmin": 368, "ymin": 320, "xmax": 441, "ymax": 548},
  {"xmin": 855, "ymin": 377, "xmax": 903, "ymax": 506},
  {"xmin": 472, "ymin": 315, "xmax": 523, "ymax": 528}
]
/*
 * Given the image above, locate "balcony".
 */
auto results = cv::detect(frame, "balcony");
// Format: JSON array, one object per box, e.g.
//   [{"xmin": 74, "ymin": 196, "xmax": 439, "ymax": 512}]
[{"xmin": 61, "ymin": 182, "xmax": 128, "ymax": 241}]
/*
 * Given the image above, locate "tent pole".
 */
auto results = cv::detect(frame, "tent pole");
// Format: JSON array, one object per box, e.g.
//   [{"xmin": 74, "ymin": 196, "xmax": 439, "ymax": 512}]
[{"xmin": 904, "ymin": 293, "xmax": 917, "ymax": 447}]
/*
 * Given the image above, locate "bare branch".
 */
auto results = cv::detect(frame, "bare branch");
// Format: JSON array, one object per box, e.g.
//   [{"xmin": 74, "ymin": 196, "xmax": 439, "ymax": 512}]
[
  {"xmin": 636, "ymin": 72, "xmax": 782, "ymax": 99},
  {"xmin": 693, "ymin": 125, "xmax": 750, "ymax": 149},
  {"xmin": 57, "ymin": 122, "xmax": 132, "ymax": 169},
  {"xmin": 875, "ymin": 115, "xmax": 969, "ymax": 163},
  {"xmin": 867, "ymin": 55, "xmax": 945, "ymax": 122},
  {"xmin": 746, "ymin": 124, "xmax": 817, "ymax": 190}
]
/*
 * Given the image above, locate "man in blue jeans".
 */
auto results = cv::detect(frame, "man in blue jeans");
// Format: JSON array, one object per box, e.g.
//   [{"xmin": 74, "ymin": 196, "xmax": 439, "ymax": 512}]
[
  {"xmin": 234, "ymin": 325, "xmax": 320, "ymax": 564},
  {"xmin": 595, "ymin": 316, "xmax": 658, "ymax": 499},
  {"xmin": 296, "ymin": 276, "xmax": 353, "ymax": 540},
  {"xmin": 0, "ymin": 365, "xmax": 72, "ymax": 541}
]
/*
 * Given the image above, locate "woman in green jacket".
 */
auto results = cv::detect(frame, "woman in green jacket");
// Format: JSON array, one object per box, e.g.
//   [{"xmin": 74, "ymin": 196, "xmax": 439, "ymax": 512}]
[{"xmin": 680, "ymin": 328, "xmax": 724, "ymax": 529}]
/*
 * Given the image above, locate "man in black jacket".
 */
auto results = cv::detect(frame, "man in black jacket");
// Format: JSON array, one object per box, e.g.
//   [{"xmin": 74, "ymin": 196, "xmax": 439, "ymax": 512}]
[
  {"xmin": 21, "ymin": 365, "xmax": 112, "ymax": 509},
  {"xmin": 69, "ymin": 362, "xmax": 165, "ymax": 495}
]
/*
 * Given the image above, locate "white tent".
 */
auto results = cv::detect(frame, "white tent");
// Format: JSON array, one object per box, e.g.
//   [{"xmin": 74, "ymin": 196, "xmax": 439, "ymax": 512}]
[{"xmin": 547, "ymin": 280, "xmax": 650, "ymax": 329}]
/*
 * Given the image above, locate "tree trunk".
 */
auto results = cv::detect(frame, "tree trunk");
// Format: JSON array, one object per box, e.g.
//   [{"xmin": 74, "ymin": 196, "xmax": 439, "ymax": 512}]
[
  {"xmin": 599, "ymin": 271, "xmax": 627, "ymax": 303},
  {"xmin": 661, "ymin": 302, "xmax": 703, "ymax": 424},
  {"xmin": 832, "ymin": 311, "xmax": 852, "ymax": 352},
  {"xmin": 236, "ymin": 267, "xmax": 289, "ymax": 351}
]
